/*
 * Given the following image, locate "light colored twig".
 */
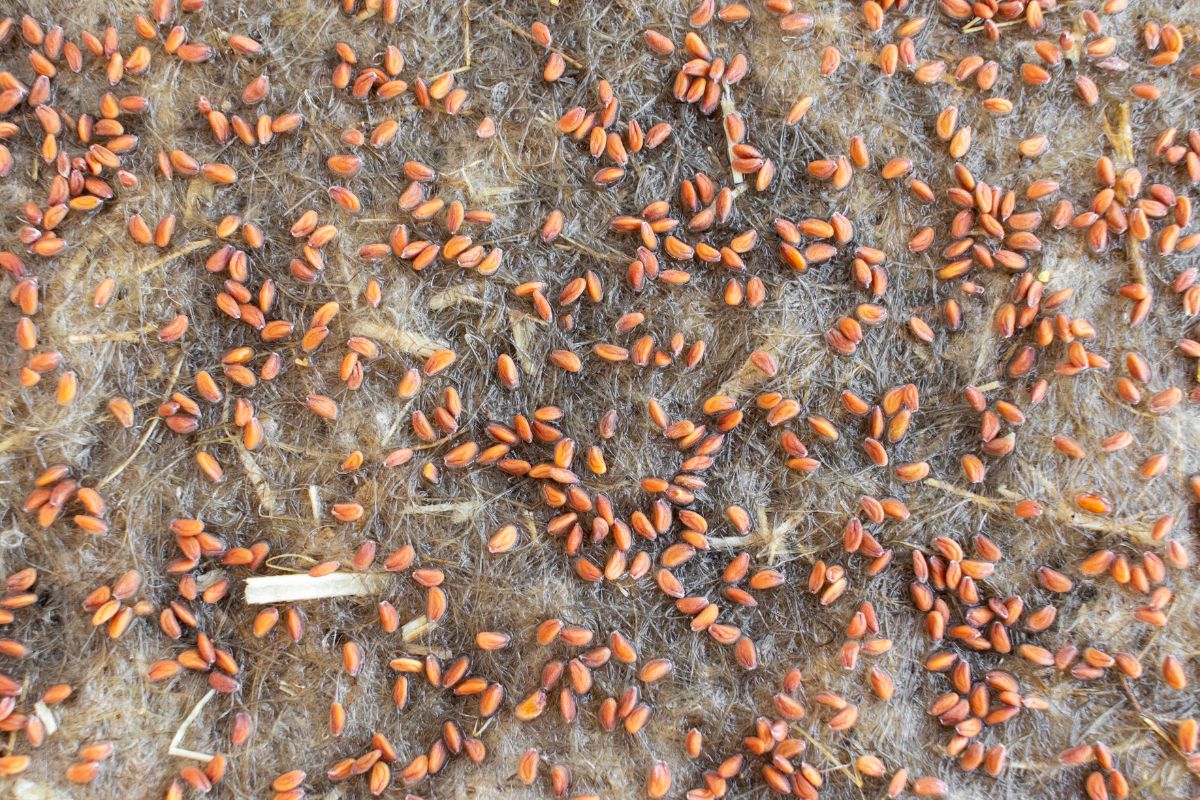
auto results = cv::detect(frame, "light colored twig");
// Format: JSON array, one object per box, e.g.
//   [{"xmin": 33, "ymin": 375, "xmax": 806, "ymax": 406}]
[
  {"xmin": 487, "ymin": 10, "xmax": 584, "ymax": 69},
  {"xmin": 351, "ymin": 320, "xmax": 447, "ymax": 358},
  {"xmin": 244, "ymin": 572, "xmax": 387, "ymax": 604},
  {"xmin": 923, "ymin": 478, "xmax": 1005, "ymax": 510},
  {"xmin": 1119, "ymin": 676, "xmax": 1191, "ymax": 762},
  {"xmin": 793, "ymin": 726, "xmax": 862, "ymax": 788},
  {"xmin": 237, "ymin": 441, "xmax": 281, "ymax": 516},
  {"xmin": 33, "ymin": 702, "xmax": 57, "ymax": 737},
  {"xmin": 720, "ymin": 87, "xmax": 744, "ymax": 186},
  {"xmin": 442, "ymin": 2, "xmax": 472, "ymax": 76},
  {"xmin": 140, "ymin": 239, "xmax": 212, "ymax": 273},
  {"xmin": 66, "ymin": 325, "xmax": 155, "ymax": 344},
  {"xmin": 97, "ymin": 355, "xmax": 186, "ymax": 488},
  {"xmin": 1127, "ymin": 237, "xmax": 1147, "ymax": 286},
  {"xmin": 1102, "ymin": 101, "xmax": 1135, "ymax": 165},
  {"xmin": 167, "ymin": 689, "xmax": 215, "ymax": 763},
  {"xmin": 403, "ymin": 615, "xmax": 436, "ymax": 641}
]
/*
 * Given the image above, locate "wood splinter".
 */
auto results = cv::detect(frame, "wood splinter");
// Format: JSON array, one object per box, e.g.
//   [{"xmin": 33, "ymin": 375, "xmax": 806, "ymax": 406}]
[
  {"xmin": 167, "ymin": 689, "xmax": 215, "ymax": 763},
  {"xmin": 243, "ymin": 572, "xmax": 388, "ymax": 604}
]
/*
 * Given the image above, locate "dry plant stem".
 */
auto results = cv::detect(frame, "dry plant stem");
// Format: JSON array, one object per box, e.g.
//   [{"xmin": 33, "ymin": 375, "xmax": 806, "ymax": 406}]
[
  {"xmin": 442, "ymin": 1, "xmax": 472, "ymax": 77},
  {"xmin": 32, "ymin": 703, "xmax": 56, "ymax": 738},
  {"xmin": 3, "ymin": 678, "xmax": 29, "ymax": 757},
  {"xmin": 349, "ymin": 320, "xmax": 448, "ymax": 357},
  {"xmin": 1106, "ymin": 103, "xmax": 1150, "ymax": 286},
  {"xmin": 65, "ymin": 325, "xmax": 156, "ymax": 344},
  {"xmin": 923, "ymin": 477, "xmax": 1006, "ymax": 511},
  {"xmin": 139, "ymin": 239, "xmax": 213, "ymax": 273},
  {"xmin": 242, "ymin": 572, "xmax": 387, "ymax": 604},
  {"xmin": 167, "ymin": 689, "xmax": 215, "ymax": 763},
  {"xmin": 97, "ymin": 355, "xmax": 186, "ymax": 488},
  {"xmin": 237, "ymin": 441, "xmax": 281, "ymax": 516},
  {"xmin": 720, "ymin": 87, "xmax": 744, "ymax": 186},
  {"xmin": 402, "ymin": 615, "xmax": 437, "ymax": 642},
  {"xmin": 486, "ymin": 9, "xmax": 584, "ymax": 69},
  {"xmin": 1103, "ymin": 102, "xmax": 1135, "ymax": 166},
  {"xmin": 1127, "ymin": 235, "xmax": 1148, "ymax": 286},
  {"xmin": 794, "ymin": 726, "xmax": 863, "ymax": 789},
  {"xmin": 557, "ymin": 235, "xmax": 624, "ymax": 264},
  {"xmin": 1118, "ymin": 677, "xmax": 1190, "ymax": 762},
  {"xmin": 927, "ymin": 479, "xmax": 1157, "ymax": 542},
  {"xmin": 993, "ymin": 486, "xmax": 1156, "ymax": 539}
]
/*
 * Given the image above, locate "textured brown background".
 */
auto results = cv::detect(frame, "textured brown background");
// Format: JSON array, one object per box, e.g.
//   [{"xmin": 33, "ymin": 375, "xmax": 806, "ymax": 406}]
[{"xmin": 1, "ymin": 0, "xmax": 1198, "ymax": 798}]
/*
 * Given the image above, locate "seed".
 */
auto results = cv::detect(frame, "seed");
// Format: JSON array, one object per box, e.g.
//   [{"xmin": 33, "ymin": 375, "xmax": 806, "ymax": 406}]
[
  {"xmin": 1075, "ymin": 493, "xmax": 1112, "ymax": 515},
  {"xmin": 424, "ymin": 349, "xmax": 456, "ymax": 375},
  {"xmin": 306, "ymin": 394, "xmax": 338, "ymax": 420},
  {"xmin": 200, "ymin": 163, "xmax": 236, "ymax": 183},
  {"xmin": 647, "ymin": 761, "xmax": 671, "ymax": 798},
  {"xmin": 66, "ymin": 762, "xmax": 100, "ymax": 784},
  {"xmin": 643, "ymin": 30, "xmax": 675, "ymax": 56},
  {"xmin": 895, "ymin": 461, "xmax": 930, "ymax": 482},
  {"xmin": 544, "ymin": 53, "xmax": 565, "ymax": 82},
  {"xmin": 1163, "ymin": 656, "xmax": 1187, "ymax": 689},
  {"xmin": 913, "ymin": 776, "xmax": 947, "ymax": 796},
  {"xmin": 158, "ymin": 314, "xmax": 188, "ymax": 342},
  {"xmin": 549, "ymin": 349, "xmax": 582, "ymax": 372},
  {"xmin": 327, "ymin": 153, "xmax": 361, "ymax": 175},
  {"xmin": 1037, "ymin": 567, "xmax": 1073, "ymax": 592},
  {"xmin": 639, "ymin": 659, "xmax": 672, "ymax": 683},
  {"xmin": 272, "ymin": 771, "xmax": 305, "ymax": 792},
  {"xmin": 476, "ymin": 631, "xmax": 510, "ymax": 650},
  {"xmin": 518, "ymin": 749, "xmax": 539, "ymax": 784}
]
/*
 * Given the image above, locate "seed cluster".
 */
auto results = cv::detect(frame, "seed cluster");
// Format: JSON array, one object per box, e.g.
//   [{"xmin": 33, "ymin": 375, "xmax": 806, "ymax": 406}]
[{"xmin": 0, "ymin": 0, "xmax": 1198, "ymax": 798}]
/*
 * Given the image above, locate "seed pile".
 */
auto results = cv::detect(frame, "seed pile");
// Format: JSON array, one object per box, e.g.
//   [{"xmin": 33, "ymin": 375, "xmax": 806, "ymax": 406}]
[{"xmin": 0, "ymin": 0, "xmax": 1198, "ymax": 797}]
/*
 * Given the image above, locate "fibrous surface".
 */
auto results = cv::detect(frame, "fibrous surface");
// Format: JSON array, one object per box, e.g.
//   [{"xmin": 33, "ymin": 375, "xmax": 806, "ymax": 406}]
[{"xmin": 0, "ymin": 1, "xmax": 1198, "ymax": 799}]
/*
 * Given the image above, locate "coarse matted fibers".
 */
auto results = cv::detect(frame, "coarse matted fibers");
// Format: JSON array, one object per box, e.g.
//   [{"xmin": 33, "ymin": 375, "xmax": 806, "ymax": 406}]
[{"xmin": 0, "ymin": 0, "xmax": 1198, "ymax": 799}]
